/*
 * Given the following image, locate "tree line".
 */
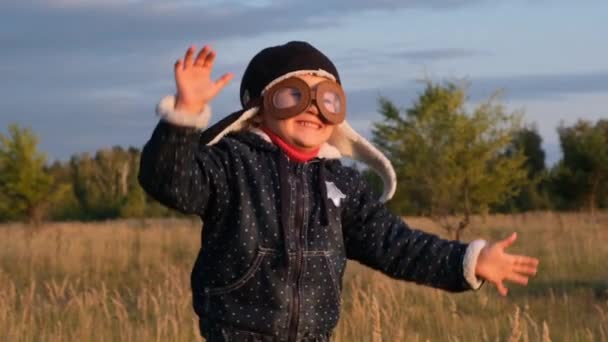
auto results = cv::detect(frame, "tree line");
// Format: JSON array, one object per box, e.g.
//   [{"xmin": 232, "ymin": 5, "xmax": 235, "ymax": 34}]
[
  {"xmin": 0, "ymin": 126, "xmax": 174, "ymax": 224},
  {"xmin": 1, "ymin": 81, "xmax": 606, "ymax": 233},
  {"xmin": 367, "ymin": 81, "xmax": 607, "ymax": 238}
]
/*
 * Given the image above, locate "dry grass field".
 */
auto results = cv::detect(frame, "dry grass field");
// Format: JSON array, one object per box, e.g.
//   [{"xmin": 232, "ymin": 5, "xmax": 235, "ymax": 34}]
[{"xmin": 1, "ymin": 212, "xmax": 607, "ymax": 341}]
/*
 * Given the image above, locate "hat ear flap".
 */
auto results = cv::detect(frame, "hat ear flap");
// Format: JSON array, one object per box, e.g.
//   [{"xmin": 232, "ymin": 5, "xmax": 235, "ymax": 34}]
[
  {"xmin": 328, "ymin": 122, "xmax": 396, "ymax": 202},
  {"xmin": 200, "ymin": 107, "xmax": 260, "ymax": 145}
]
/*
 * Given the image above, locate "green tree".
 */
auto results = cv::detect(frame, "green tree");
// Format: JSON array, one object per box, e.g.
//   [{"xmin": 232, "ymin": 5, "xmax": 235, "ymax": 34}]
[
  {"xmin": 512, "ymin": 125, "xmax": 546, "ymax": 176},
  {"xmin": 120, "ymin": 185, "xmax": 147, "ymax": 218},
  {"xmin": 46, "ymin": 160, "xmax": 83, "ymax": 220},
  {"xmin": 68, "ymin": 146, "xmax": 176, "ymax": 220},
  {"xmin": 372, "ymin": 81, "xmax": 528, "ymax": 240},
  {"xmin": 0, "ymin": 124, "xmax": 68, "ymax": 224},
  {"xmin": 552, "ymin": 119, "xmax": 608, "ymax": 213},
  {"xmin": 70, "ymin": 146, "xmax": 136, "ymax": 219},
  {"xmin": 497, "ymin": 125, "xmax": 550, "ymax": 212}
]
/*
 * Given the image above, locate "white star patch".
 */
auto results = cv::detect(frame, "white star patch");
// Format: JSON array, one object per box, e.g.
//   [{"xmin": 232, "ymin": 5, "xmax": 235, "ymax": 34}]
[{"xmin": 325, "ymin": 181, "xmax": 346, "ymax": 207}]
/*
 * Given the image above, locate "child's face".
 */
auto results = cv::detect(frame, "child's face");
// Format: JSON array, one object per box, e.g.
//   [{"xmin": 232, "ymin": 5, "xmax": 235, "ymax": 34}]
[{"xmin": 260, "ymin": 74, "xmax": 338, "ymax": 152}]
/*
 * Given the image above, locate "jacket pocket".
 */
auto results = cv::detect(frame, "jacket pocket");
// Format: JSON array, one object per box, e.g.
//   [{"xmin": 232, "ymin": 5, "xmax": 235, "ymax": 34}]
[
  {"xmin": 202, "ymin": 247, "xmax": 289, "ymax": 334},
  {"xmin": 298, "ymin": 251, "xmax": 344, "ymax": 334},
  {"xmin": 322, "ymin": 252, "xmax": 342, "ymax": 305},
  {"xmin": 206, "ymin": 250, "xmax": 266, "ymax": 296}
]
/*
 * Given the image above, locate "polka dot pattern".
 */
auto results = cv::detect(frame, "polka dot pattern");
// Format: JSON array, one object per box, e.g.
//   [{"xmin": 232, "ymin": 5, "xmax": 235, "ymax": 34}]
[
  {"xmin": 337, "ymin": 167, "xmax": 471, "ymax": 291},
  {"xmin": 139, "ymin": 123, "xmax": 473, "ymax": 341}
]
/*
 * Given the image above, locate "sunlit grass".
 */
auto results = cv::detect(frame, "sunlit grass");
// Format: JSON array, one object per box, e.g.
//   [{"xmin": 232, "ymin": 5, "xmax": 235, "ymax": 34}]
[{"xmin": 1, "ymin": 212, "xmax": 607, "ymax": 341}]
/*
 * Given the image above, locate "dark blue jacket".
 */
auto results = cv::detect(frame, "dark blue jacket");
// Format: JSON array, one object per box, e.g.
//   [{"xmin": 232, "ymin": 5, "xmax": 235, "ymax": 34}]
[{"xmin": 139, "ymin": 121, "xmax": 476, "ymax": 341}]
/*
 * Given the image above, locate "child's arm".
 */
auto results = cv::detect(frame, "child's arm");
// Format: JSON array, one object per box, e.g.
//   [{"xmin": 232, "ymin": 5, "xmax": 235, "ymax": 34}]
[
  {"xmin": 341, "ymin": 170, "xmax": 538, "ymax": 294},
  {"xmin": 138, "ymin": 45, "xmax": 234, "ymax": 216}
]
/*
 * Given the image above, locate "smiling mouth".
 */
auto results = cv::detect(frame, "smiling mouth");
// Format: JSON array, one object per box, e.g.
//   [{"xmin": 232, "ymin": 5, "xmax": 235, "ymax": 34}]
[{"xmin": 296, "ymin": 120, "xmax": 322, "ymax": 129}]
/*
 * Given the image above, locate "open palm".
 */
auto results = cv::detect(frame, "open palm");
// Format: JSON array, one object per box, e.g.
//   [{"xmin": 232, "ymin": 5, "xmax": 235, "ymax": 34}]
[
  {"xmin": 475, "ymin": 232, "xmax": 540, "ymax": 296},
  {"xmin": 174, "ymin": 45, "xmax": 233, "ymax": 114}
]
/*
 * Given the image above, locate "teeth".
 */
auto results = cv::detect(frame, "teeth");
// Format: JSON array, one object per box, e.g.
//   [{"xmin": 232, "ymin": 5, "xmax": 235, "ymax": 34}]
[{"xmin": 298, "ymin": 121, "xmax": 320, "ymax": 129}]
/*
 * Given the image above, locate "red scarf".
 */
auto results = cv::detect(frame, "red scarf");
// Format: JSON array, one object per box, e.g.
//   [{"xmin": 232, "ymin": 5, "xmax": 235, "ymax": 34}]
[{"xmin": 261, "ymin": 127, "xmax": 320, "ymax": 163}]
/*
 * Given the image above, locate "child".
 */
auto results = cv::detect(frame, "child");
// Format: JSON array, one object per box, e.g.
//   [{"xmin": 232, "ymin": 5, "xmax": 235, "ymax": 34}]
[{"xmin": 139, "ymin": 41, "xmax": 539, "ymax": 342}]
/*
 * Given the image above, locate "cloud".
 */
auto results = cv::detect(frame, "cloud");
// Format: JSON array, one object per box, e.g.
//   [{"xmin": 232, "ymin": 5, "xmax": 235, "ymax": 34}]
[
  {"xmin": 343, "ymin": 70, "xmax": 608, "ymax": 130},
  {"xmin": 1, "ymin": 0, "xmax": 604, "ymax": 162},
  {"xmin": 1, "ymin": 4, "xmax": 229, "ymax": 52},
  {"xmin": 0, "ymin": 0, "xmax": 495, "ymax": 55},
  {"xmin": 0, "ymin": 0, "xmax": 500, "ymax": 105},
  {"xmin": 344, "ymin": 70, "xmax": 608, "ymax": 118},
  {"xmin": 392, "ymin": 48, "xmax": 488, "ymax": 62},
  {"xmin": 281, "ymin": 0, "xmax": 489, "ymax": 13},
  {"xmin": 471, "ymin": 71, "xmax": 608, "ymax": 101}
]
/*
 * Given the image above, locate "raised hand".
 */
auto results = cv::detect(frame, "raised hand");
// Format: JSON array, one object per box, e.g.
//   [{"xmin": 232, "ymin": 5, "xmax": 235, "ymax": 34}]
[
  {"xmin": 475, "ymin": 232, "xmax": 539, "ymax": 296},
  {"xmin": 174, "ymin": 45, "xmax": 234, "ymax": 114}
]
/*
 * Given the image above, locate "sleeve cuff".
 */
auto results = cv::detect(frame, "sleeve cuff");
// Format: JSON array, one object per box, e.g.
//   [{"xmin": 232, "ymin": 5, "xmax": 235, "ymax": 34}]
[
  {"xmin": 463, "ymin": 239, "xmax": 488, "ymax": 290},
  {"xmin": 156, "ymin": 95, "xmax": 211, "ymax": 129}
]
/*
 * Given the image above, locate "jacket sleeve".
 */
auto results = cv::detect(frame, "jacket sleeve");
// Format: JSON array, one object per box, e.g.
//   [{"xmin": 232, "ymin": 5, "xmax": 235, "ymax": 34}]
[
  {"xmin": 138, "ymin": 96, "xmax": 231, "ymax": 217},
  {"xmin": 341, "ymin": 170, "xmax": 485, "ymax": 292}
]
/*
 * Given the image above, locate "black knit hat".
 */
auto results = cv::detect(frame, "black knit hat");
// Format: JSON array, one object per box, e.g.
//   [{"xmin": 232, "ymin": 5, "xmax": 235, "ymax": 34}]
[{"xmin": 239, "ymin": 41, "xmax": 341, "ymax": 108}]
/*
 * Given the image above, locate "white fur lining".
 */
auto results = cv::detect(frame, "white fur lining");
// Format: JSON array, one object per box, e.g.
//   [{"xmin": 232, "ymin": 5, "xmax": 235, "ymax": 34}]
[
  {"xmin": 463, "ymin": 239, "xmax": 488, "ymax": 290},
  {"xmin": 328, "ymin": 122, "xmax": 396, "ymax": 202},
  {"xmin": 207, "ymin": 107, "xmax": 260, "ymax": 145},
  {"xmin": 261, "ymin": 69, "xmax": 337, "ymax": 96},
  {"xmin": 248, "ymin": 127, "xmax": 272, "ymax": 143},
  {"xmin": 318, "ymin": 142, "xmax": 342, "ymax": 159},
  {"xmin": 156, "ymin": 95, "xmax": 211, "ymax": 129}
]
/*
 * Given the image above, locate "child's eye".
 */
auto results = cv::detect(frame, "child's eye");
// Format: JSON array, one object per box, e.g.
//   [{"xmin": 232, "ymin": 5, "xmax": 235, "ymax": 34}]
[
  {"xmin": 290, "ymin": 91, "xmax": 301, "ymax": 101},
  {"xmin": 322, "ymin": 92, "xmax": 341, "ymax": 112},
  {"xmin": 273, "ymin": 87, "xmax": 302, "ymax": 108}
]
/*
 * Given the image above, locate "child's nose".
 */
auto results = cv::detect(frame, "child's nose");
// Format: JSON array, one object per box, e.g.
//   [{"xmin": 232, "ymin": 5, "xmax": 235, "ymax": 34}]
[{"xmin": 306, "ymin": 101, "xmax": 321, "ymax": 115}]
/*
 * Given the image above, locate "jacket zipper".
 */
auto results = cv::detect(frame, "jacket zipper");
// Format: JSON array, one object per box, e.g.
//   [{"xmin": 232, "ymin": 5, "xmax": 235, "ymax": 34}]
[{"xmin": 288, "ymin": 163, "xmax": 306, "ymax": 342}]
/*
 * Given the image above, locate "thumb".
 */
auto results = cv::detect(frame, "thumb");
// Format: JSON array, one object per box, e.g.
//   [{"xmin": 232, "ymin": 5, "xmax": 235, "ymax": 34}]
[
  {"xmin": 213, "ymin": 72, "xmax": 234, "ymax": 93},
  {"xmin": 496, "ymin": 281, "xmax": 509, "ymax": 296},
  {"xmin": 498, "ymin": 232, "xmax": 517, "ymax": 249}
]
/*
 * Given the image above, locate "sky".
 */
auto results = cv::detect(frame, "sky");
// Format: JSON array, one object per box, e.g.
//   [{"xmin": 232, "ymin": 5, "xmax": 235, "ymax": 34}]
[{"xmin": 1, "ymin": 0, "xmax": 607, "ymax": 166}]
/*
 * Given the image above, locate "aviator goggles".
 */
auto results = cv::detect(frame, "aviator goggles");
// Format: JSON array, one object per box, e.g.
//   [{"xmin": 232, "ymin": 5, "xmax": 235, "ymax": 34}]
[{"xmin": 260, "ymin": 77, "xmax": 347, "ymax": 124}]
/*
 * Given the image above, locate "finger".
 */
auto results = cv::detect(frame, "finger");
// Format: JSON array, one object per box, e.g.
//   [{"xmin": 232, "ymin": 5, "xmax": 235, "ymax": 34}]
[
  {"xmin": 514, "ymin": 255, "xmax": 540, "ymax": 267},
  {"xmin": 213, "ymin": 72, "xmax": 234, "ymax": 91},
  {"xmin": 506, "ymin": 273, "xmax": 529, "ymax": 286},
  {"xmin": 513, "ymin": 264, "xmax": 538, "ymax": 276},
  {"xmin": 203, "ymin": 50, "xmax": 217, "ymax": 68},
  {"xmin": 174, "ymin": 59, "xmax": 184, "ymax": 74},
  {"xmin": 184, "ymin": 45, "xmax": 196, "ymax": 67},
  {"xmin": 496, "ymin": 281, "xmax": 509, "ymax": 296},
  {"xmin": 498, "ymin": 232, "xmax": 517, "ymax": 249},
  {"xmin": 194, "ymin": 45, "xmax": 210, "ymax": 67}
]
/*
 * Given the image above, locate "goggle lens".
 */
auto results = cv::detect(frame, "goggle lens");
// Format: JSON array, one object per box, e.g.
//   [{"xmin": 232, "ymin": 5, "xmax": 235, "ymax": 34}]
[
  {"xmin": 272, "ymin": 87, "xmax": 302, "ymax": 109},
  {"xmin": 321, "ymin": 90, "xmax": 342, "ymax": 114}
]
